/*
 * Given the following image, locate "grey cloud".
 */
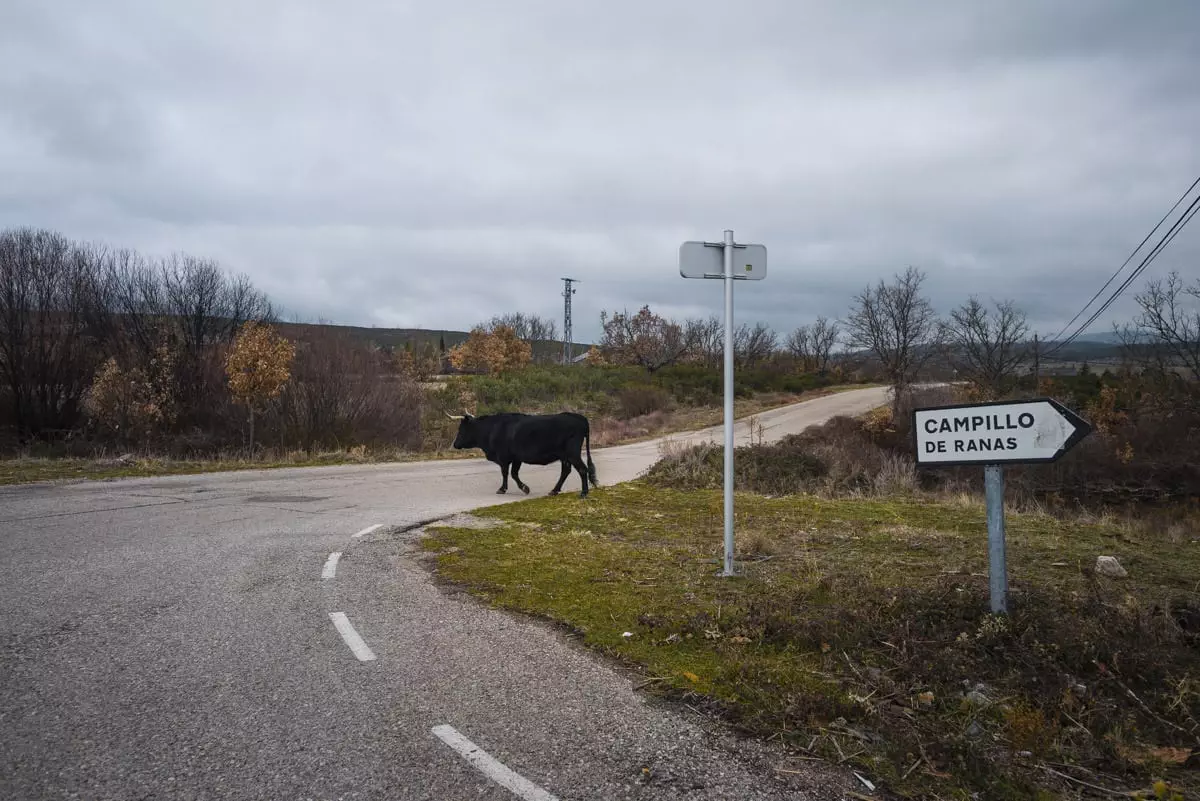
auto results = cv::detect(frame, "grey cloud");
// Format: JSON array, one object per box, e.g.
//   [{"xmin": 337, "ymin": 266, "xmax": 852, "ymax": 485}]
[{"xmin": 1, "ymin": 0, "xmax": 1198, "ymax": 344}]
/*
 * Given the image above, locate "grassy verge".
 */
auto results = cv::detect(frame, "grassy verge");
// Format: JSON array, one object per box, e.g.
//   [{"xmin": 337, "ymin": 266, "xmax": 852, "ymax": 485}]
[
  {"xmin": 422, "ymin": 484, "xmax": 1200, "ymax": 800},
  {"xmin": 0, "ymin": 385, "xmax": 873, "ymax": 487},
  {"xmin": 0, "ymin": 448, "xmax": 482, "ymax": 486}
]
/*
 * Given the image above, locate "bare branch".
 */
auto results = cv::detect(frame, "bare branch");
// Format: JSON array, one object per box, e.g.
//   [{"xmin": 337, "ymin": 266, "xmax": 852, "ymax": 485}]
[
  {"xmin": 944, "ymin": 297, "xmax": 1029, "ymax": 399},
  {"xmin": 844, "ymin": 266, "xmax": 941, "ymax": 412}
]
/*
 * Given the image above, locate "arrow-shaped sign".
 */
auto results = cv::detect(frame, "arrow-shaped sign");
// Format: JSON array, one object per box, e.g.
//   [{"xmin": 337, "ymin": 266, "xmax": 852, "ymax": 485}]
[{"xmin": 913, "ymin": 397, "xmax": 1092, "ymax": 467}]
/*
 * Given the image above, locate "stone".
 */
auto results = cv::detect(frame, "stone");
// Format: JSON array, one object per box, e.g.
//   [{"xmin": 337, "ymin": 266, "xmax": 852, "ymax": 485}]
[
  {"xmin": 964, "ymin": 682, "xmax": 993, "ymax": 707},
  {"xmin": 1095, "ymin": 555, "xmax": 1128, "ymax": 578}
]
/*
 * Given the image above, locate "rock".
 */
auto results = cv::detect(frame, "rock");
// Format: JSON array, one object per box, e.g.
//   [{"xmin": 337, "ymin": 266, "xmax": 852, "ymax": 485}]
[
  {"xmin": 965, "ymin": 720, "xmax": 985, "ymax": 738},
  {"xmin": 964, "ymin": 683, "xmax": 993, "ymax": 707},
  {"xmin": 1095, "ymin": 556, "xmax": 1128, "ymax": 578}
]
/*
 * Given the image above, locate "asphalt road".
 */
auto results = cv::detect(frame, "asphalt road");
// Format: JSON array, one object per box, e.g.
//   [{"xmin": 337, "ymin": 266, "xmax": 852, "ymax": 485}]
[{"xmin": 1, "ymin": 387, "xmax": 889, "ymax": 801}]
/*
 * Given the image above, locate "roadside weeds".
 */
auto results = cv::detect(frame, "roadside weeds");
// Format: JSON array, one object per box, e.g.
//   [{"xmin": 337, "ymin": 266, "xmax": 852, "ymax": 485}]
[{"xmin": 420, "ymin": 483, "xmax": 1200, "ymax": 800}]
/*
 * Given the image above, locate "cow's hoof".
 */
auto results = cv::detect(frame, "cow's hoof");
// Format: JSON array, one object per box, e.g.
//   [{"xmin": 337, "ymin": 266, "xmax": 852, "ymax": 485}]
[
  {"xmin": 520, "ymin": 486, "xmax": 531, "ymax": 495},
  {"xmin": 548, "ymin": 489, "xmax": 560, "ymax": 496},
  {"xmin": 496, "ymin": 488, "xmax": 507, "ymax": 495}
]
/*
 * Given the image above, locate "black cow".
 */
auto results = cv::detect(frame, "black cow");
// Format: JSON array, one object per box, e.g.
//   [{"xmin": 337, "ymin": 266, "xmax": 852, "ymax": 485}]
[{"xmin": 449, "ymin": 411, "xmax": 599, "ymax": 497}]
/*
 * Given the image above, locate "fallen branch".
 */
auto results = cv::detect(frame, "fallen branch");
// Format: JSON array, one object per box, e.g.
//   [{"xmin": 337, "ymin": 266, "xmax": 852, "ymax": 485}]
[
  {"xmin": 1040, "ymin": 766, "xmax": 1130, "ymax": 798},
  {"xmin": 1095, "ymin": 660, "xmax": 1195, "ymax": 740},
  {"xmin": 634, "ymin": 676, "xmax": 671, "ymax": 690},
  {"xmin": 840, "ymin": 749, "xmax": 866, "ymax": 764},
  {"xmin": 843, "ymin": 650, "xmax": 864, "ymax": 680}
]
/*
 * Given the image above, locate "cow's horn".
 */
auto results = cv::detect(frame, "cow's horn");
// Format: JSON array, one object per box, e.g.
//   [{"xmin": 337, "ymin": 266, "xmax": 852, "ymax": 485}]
[{"xmin": 445, "ymin": 412, "xmax": 465, "ymax": 420}]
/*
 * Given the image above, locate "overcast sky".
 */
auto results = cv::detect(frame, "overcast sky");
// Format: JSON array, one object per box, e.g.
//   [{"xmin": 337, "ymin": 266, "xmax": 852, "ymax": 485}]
[{"xmin": 2, "ymin": 1, "xmax": 1198, "ymax": 344}]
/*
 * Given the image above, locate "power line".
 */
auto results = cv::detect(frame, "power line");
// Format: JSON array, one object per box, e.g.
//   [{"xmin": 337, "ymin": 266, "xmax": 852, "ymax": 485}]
[
  {"xmin": 1046, "ymin": 177, "xmax": 1200, "ymax": 355},
  {"xmin": 1045, "ymin": 174, "xmax": 1200, "ymax": 347},
  {"xmin": 1052, "ymin": 192, "xmax": 1200, "ymax": 353}
]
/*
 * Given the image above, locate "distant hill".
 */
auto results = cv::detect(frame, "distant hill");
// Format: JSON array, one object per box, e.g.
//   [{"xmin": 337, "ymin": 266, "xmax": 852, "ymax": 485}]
[
  {"xmin": 277, "ymin": 321, "xmax": 591, "ymax": 363},
  {"xmin": 1069, "ymin": 331, "xmax": 1125, "ymax": 345}
]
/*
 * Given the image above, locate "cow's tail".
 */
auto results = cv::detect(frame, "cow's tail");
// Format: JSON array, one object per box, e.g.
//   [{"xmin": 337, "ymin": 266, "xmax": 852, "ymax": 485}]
[{"xmin": 585, "ymin": 423, "xmax": 599, "ymax": 487}]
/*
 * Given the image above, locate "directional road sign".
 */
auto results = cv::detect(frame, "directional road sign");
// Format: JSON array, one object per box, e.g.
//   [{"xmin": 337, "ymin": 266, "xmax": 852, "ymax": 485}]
[
  {"xmin": 913, "ymin": 396, "xmax": 1093, "ymax": 614},
  {"xmin": 913, "ymin": 398, "xmax": 1092, "ymax": 467}
]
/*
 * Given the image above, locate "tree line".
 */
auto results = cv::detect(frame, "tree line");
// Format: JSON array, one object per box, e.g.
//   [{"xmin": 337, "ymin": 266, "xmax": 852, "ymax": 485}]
[
  {"xmin": 0, "ymin": 227, "xmax": 425, "ymax": 455},
  {"xmin": 587, "ymin": 265, "xmax": 1200, "ymax": 415},
  {"xmin": 3, "ymin": 224, "xmax": 1195, "ymax": 456}
]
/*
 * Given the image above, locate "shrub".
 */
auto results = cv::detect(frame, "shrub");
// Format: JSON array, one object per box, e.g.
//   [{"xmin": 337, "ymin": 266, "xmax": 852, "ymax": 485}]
[
  {"xmin": 617, "ymin": 386, "xmax": 673, "ymax": 419},
  {"xmin": 647, "ymin": 433, "xmax": 832, "ymax": 496},
  {"xmin": 83, "ymin": 346, "xmax": 179, "ymax": 446},
  {"xmin": 268, "ymin": 330, "xmax": 422, "ymax": 452},
  {"xmin": 447, "ymin": 325, "xmax": 531, "ymax": 374}
]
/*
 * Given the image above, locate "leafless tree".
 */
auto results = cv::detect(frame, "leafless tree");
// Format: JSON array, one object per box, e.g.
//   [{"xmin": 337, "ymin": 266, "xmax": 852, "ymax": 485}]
[
  {"xmin": 734, "ymin": 322, "xmax": 778, "ymax": 367},
  {"xmin": 786, "ymin": 317, "xmax": 840, "ymax": 372},
  {"xmin": 161, "ymin": 255, "xmax": 273, "ymax": 355},
  {"xmin": 154, "ymin": 254, "xmax": 273, "ymax": 423},
  {"xmin": 1126, "ymin": 271, "xmax": 1200, "ymax": 383},
  {"xmin": 598, "ymin": 306, "xmax": 691, "ymax": 371},
  {"xmin": 486, "ymin": 312, "xmax": 558, "ymax": 343},
  {"xmin": 273, "ymin": 328, "xmax": 421, "ymax": 451},
  {"xmin": 0, "ymin": 228, "xmax": 106, "ymax": 436},
  {"xmin": 943, "ymin": 298, "xmax": 1029, "ymax": 399},
  {"xmin": 845, "ymin": 266, "xmax": 941, "ymax": 414},
  {"xmin": 809, "ymin": 316, "xmax": 841, "ymax": 372},
  {"xmin": 89, "ymin": 248, "xmax": 166, "ymax": 364},
  {"xmin": 785, "ymin": 326, "xmax": 812, "ymax": 366},
  {"xmin": 484, "ymin": 312, "xmax": 559, "ymax": 362},
  {"xmin": 683, "ymin": 315, "xmax": 722, "ymax": 366}
]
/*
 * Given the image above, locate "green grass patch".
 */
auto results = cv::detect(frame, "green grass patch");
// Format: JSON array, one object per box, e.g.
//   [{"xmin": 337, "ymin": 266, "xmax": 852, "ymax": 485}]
[{"xmin": 422, "ymin": 484, "xmax": 1200, "ymax": 800}]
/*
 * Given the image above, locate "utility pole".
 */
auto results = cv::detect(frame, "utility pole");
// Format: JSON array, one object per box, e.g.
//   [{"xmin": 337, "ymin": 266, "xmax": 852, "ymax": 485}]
[
  {"xmin": 561, "ymin": 278, "xmax": 578, "ymax": 365},
  {"xmin": 1032, "ymin": 333, "xmax": 1040, "ymax": 395}
]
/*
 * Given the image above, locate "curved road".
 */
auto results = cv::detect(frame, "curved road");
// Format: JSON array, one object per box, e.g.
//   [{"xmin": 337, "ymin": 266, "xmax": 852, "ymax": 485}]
[{"xmin": 0, "ymin": 387, "xmax": 887, "ymax": 801}]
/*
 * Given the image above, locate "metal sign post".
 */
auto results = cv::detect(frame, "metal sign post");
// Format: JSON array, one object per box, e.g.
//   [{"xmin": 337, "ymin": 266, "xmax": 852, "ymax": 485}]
[
  {"xmin": 913, "ymin": 398, "xmax": 1092, "ymax": 613},
  {"xmin": 984, "ymin": 464, "xmax": 1009, "ymax": 612},
  {"xmin": 680, "ymin": 231, "xmax": 767, "ymax": 577}
]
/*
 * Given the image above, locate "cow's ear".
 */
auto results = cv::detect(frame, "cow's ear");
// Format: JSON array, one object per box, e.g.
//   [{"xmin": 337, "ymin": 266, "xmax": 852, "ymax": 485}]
[{"xmin": 464, "ymin": 412, "xmax": 473, "ymax": 420}]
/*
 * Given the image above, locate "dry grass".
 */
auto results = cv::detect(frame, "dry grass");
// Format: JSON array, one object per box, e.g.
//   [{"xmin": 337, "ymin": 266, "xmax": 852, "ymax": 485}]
[
  {"xmin": 1, "ymin": 386, "xmax": 875, "ymax": 486},
  {"xmin": 0, "ymin": 446, "xmax": 482, "ymax": 486},
  {"xmin": 423, "ymin": 484, "xmax": 1200, "ymax": 800}
]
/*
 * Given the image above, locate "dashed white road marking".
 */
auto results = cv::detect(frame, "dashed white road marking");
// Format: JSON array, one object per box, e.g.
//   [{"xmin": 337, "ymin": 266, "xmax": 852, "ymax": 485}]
[
  {"xmin": 328, "ymin": 612, "xmax": 376, "ymax": 661},
  {"xmin": 431, "ymin": 725, "xmax": 559, "ymax": 801},
  {"xmin": 352, "ymin": 523, "xmax": 383, "ymax": 539},
  {"xmin": 321, "ymin": 551, "xmax": 342, "ymax": 579}
]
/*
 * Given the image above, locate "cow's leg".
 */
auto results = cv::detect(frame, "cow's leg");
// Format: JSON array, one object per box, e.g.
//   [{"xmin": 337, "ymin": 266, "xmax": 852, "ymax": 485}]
[
  {"xmin": 496, "ymin": 462, "xmax": 510, "ymax": 494},
  {"xmin": 568, "ymin": 455, "xmax": 591, "ymax": 498},
  {"xmin": 511, "ymin": 462, "xmax": 530, "ymax": 495},
  {"xmin": 549, "ymin": 460, "xmax": 572, "ymax": 495}
]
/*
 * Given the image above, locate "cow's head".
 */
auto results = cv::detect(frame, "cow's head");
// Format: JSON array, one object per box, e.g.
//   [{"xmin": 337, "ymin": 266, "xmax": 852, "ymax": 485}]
[{"xmin": 448, "ymin": 412, "xmax": 476, "ymax": 449}]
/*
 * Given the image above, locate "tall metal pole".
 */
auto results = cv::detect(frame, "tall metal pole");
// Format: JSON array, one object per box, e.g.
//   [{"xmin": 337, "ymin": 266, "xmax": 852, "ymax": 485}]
[
  {"xmin": 562, "ymin": 278, "xmax": 576, "ymax": 364},
  {"xmin": 722, "ymin": 230, "xmax": 736, "ymax": 577},
  {"xmin": 984, "ymin": 464, "xmax": 1008, "ymax": 614}
]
